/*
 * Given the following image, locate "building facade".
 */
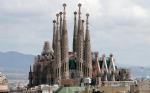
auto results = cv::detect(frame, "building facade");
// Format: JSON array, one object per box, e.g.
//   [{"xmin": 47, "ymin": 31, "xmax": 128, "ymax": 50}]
[{"xmin": 28, "ymin": 3, "xmax": 130, "ymax": 87}]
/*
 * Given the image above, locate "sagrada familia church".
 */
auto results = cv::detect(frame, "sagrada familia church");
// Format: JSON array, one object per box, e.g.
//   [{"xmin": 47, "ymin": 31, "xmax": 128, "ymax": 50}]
[{"xmin": 28, "ymin": 3, "xmax": 130, "ymax": 87}]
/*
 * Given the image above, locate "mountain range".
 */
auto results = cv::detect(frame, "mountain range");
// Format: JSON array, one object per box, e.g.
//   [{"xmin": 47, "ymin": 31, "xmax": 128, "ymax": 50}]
[{"xmin": 0, "ymin": 51, "xmax": 34, "ymax": 72}]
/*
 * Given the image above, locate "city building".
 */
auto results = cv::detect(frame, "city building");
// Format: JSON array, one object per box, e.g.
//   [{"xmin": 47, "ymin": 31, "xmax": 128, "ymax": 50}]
[{"xmin": 0, "ymin": 72, "xmax": 9, "ymax": 93}]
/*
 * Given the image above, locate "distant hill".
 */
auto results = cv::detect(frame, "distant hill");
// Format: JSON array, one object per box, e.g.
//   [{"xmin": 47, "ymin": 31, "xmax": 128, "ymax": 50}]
[{"xmin": 0, "ymin": 51, "xmax": 34, "ymax": 73}]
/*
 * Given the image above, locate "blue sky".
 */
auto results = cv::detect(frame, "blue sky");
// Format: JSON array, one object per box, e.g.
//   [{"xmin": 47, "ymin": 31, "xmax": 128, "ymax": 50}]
[{"xmin": 0, "ymin": 0, "xmax": 150, "ymax": 67}]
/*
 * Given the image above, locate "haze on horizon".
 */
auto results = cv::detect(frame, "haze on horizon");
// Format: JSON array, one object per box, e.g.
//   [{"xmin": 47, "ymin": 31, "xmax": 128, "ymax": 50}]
[{"xmin": 0, "ymin": 0, "xmax": 150, "ymax": 67}]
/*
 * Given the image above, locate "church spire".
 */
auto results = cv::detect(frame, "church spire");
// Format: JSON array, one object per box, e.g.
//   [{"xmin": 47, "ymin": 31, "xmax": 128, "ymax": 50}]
[
  {"xmin": 84, "ymin": 13, "xmax": 92, "ymax": 77},
  {"xmin": 81, "ymin": 19, "xmax": 85, "ymax": 43},
  {"xmin": 59, "ymin": 12, "xmax": 63, "ymax": 36},
  {"xmin": 76, "ymin": 3, "xmax": 83, "ymax": 78},
  {"xmin": 73, "ymin": 11, "xmax": 78, "ymax": 52},
  {"xmin": 55, "ymin": 13, "xmax": 61, "ymax": 82},
  {"xmin": 52, "ymin": 20, "xmax": 56, "ymax": 50},
  {"xmin": 81, "ymin": 20, "xmax": 85, "ymax": 61},
  {"xmin": 61, "ymin": 3, "xmax": 69, "ymax": 79}
]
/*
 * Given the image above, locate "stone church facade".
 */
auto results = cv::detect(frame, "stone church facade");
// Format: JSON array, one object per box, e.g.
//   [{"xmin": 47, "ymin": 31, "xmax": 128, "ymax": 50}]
[{"xmin": 28, "ymin": 3, "xmax": 130, "ymax": 87}]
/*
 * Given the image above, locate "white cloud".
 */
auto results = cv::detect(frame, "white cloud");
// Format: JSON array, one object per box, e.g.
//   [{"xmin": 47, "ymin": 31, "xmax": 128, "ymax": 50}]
[{"xmin": 0, "ymin": 0, "xmax": 150, "ymax": 67}]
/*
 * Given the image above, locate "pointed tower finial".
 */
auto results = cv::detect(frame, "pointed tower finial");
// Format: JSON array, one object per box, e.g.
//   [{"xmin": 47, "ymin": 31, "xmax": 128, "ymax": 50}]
[
  {"xmin": 86, "ymin": 13, "xmax": 89, "ymax": 30},
  {"xmin": 59, "ymin": 12, "xmax": 63, "ymax": 36},
  {"xmin": 53, "ymin": 20, "xmax": 56, "ymax": 23},
  {"xmin": 63, "ymin": 3, "xmax": 66, "ymax": 17},
  {"xmin": 59, "ymin": 12, "xmax": 63, "ymax": 15},
  {"xmin": 82, "ymin": 20, "xmax": 84, "ymax": 23},
  {"xmin": 56, "ymin": 13, "xmax": 59, "ymax": 23},
  {"xmin": 56, "ymin": 13, "xmax": 59, "ymax": 29},
  {"xmin": 78, "ymin": 3, "xmax": 82, "ymax": 18},
  {"xmin": 59, "ymin": 12, "xmax": 63, "ymax": 20},
  {"xmin": 74, "ymin": 11, "xmax": 77, "ymax": 15}
]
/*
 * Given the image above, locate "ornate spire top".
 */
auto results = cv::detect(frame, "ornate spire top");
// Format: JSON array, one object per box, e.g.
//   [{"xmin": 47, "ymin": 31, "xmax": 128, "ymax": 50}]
[
  {"xmin": 56, "ymin": 13, "xmax": 59, "ymax": 25},
  {"xmin": 59, "ymin": 12, "xmax": 63, "ymax": 36},
  {"xmin": 86, "ymin": 13, "xmax": 89, "ymax": 22},
  {"xmin": 78, "ymin": 3, "xmax": 82, "ymax": 17},
  {"xmin": 56, "ymin": 13, "xmax": 59, "ymax": 19},
  {"xmin": 74, "ymin": 11, "xmax": 77, "ymax": 20},
  {"xmin": 63, "ymin": 3, "xmax": 66, "ymax": 17},
  {"xmin": 86, "ymin": 13, "xmax": 89, "ymax": 30},
  {"xmin": 59, "ymin": 12, "xmax": 63, "ymax": 19},
  {"xmin": 59, "ymin": 12, "xmax": 63, "ymax": 15},
  {"xmin": 82, "ymin": 20, "xmax": 84, "ymax": 23},
  {"xmin": 110, "ymin": 53, "xmax": 113, "ymax": 57},
  {"xmin": 53, "ymin": 20, "xmax": 56, "ymax": 23},
  {"xmin": 74, "ymin": 11, "xmax": 77, "ymax": 15},
  {"xmin": 59, "ymin": 12, "xmax": 63, "ymax": 21}
]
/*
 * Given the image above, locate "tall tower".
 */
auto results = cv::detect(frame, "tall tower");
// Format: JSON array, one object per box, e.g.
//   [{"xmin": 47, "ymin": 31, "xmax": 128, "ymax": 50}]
[
  {"xmin": 54, "ymin": 14, "xmax": 61, "ymax": 83},
  {"xmin": 52, "ymin": 20, "xmax": 56, "ymax": 50},
  {"xmin": 59, "ymin": 12, "xmax": 63, "ymax": 36},
  {"xmin": 73, "ymin": 11, "xmax": 78, "ymax": 52},
  {"xmin": 61, "ymin": 3, "xmax": 69, "ymax": 79},
  {"xmin": 82, "ymin": 20, "xmax": 85, "ymax": 61},
  {"xmin": 28, "ymin": 65, "xmax": 33, "ymax": 87},
  {"xmin": 59, "ymin": 12, "xmax": 63, "ymax": 61},
  {"xmin": 84, "ymin": 13, "xmax": 92, "ymax": 77},
  {"xmin": 76, "ymin": 3, "xmax": 83, "ymax": 77},
  {"xmin": 42, "ymin": 41, "xmax": 51, "ymax": 55}
]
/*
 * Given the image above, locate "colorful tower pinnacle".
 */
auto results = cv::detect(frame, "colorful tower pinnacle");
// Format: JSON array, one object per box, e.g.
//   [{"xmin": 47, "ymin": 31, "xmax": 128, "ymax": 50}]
[
  {"xmin": 61, "ymin": 3, "xmax": 69, "ymax": 79},
  {"xmin": 73, "ymin": 11, "xmax": 78, "ymax": 52},
  {"xmin": 84, "ymin": 13, "xmax": 92, "ymax": 77},
  {"xmin": 76, "ymin": 3, "xmax": 83, "ymax": 77}
]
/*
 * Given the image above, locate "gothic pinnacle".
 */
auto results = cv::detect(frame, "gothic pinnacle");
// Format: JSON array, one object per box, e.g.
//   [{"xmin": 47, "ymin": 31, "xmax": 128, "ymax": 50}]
[
  {"xmin": 78, "ymin": 3, "xmax": 82, "ymax": 17},
  {"xmin": 82, "ymin": 20, "xmax": 84, "ymax": 23},
  {"xmin": 59, "ymin": 12, "xmax": 63, "ymax": 20},
  {"xmin": 74, "ymin": 11, "xmax": 77, "ymax": 15},
  {"xmin": 59, "ymin": 12, "xmax": 63, "ymax": 36},
  {"xmin": 63, "ymin": 3, "xmax": 66, "ymax": 17},
  {"xmin": 56, "ymin": 13, "xmax": 59, "ymax": 29},
  {"xmin": 59, "ymin": 12, "xmax": 63, "ymax": 15},
  {"xmin": 53, "ymin": 20, "xmax": 56, "ymax": 23},
  {"xmin": 56, "ymin": 14, "xmax": 59, "ymax": 22},
  {"xmin": 86, "ymin": 13, "xmax": 89, "ymax": 30}
]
